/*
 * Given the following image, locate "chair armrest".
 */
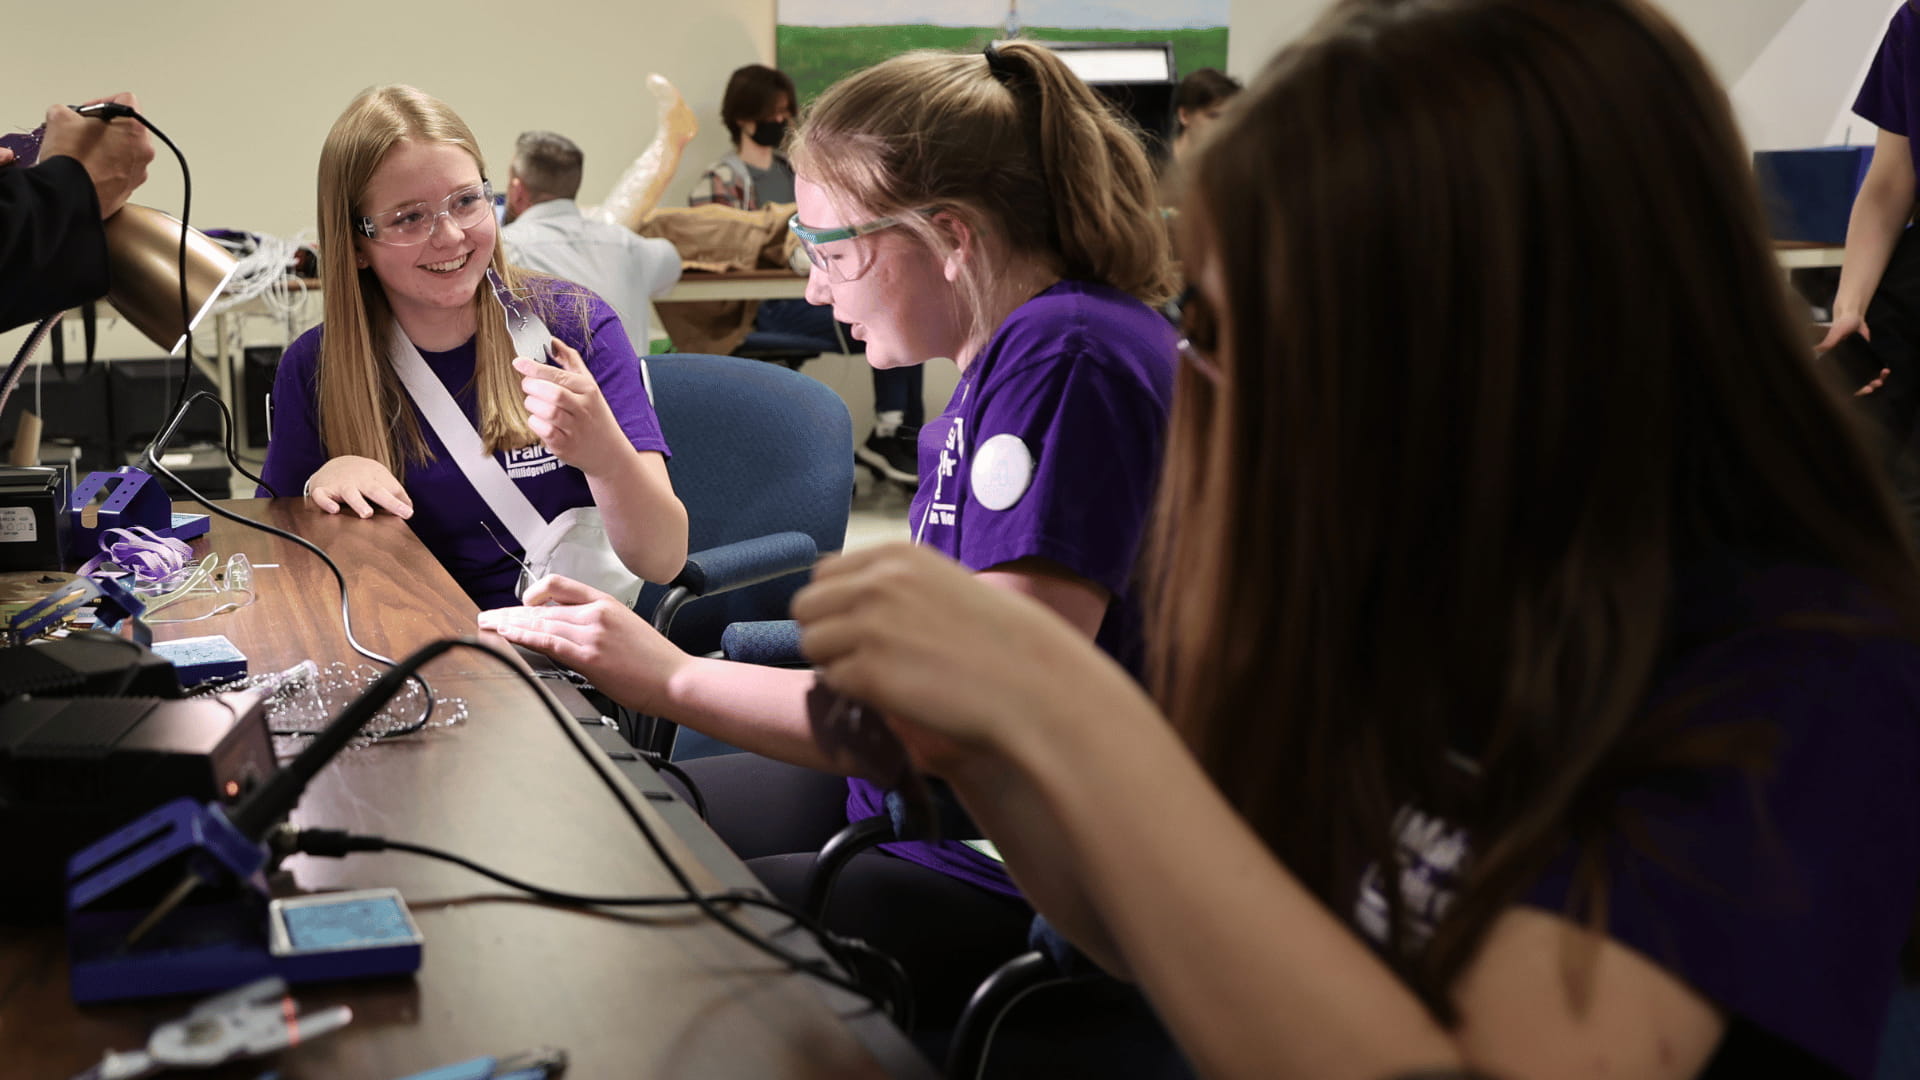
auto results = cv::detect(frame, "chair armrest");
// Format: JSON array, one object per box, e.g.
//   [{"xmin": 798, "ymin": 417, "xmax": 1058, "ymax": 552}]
[
  {"xmin": 946, "ymin": 950, "xmax": 1063, "ymax": 1080},
  {"xmin": 720, "ymin": 619, "xmax": 805, "ymax": 666},
  {"xmin": 803, "ymin": 812, "xmax": 898, "ymax": 920},
  {"xmin": 628, "ymin": 534, "xmax": 820, "ymax": 756},
  {"xmin": 670, "ymin": 531, "xmax": 819, "ymax": 597}
]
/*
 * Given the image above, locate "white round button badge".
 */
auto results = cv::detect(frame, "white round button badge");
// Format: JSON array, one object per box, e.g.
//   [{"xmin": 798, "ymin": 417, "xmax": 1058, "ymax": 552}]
[{"xmin": 971, "ymin": 433, "xmax": 1035, "ymax": 511}]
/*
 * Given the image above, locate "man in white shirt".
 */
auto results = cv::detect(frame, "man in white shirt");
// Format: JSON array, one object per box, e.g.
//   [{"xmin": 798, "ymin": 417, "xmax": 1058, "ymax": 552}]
[{"xmin": 501, "ymin": 130, "xmax": 682, "ymax": 353}]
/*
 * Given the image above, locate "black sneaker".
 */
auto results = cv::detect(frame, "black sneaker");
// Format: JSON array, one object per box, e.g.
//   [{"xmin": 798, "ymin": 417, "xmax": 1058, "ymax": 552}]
[{"xmin": 857, "ymin": 429, "xmax": 919, "ymax": 485}]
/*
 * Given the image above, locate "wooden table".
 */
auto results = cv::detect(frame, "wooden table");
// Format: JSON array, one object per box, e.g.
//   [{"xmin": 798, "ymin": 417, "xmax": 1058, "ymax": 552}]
[{"xmin": 0, "ymin": 499, "xmax": 928, "ymax": 1080}]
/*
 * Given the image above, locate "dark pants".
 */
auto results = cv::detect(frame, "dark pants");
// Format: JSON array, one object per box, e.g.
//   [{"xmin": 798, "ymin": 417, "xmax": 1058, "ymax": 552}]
[
  {"xmin": 1834, "ymin": 228, "xmax": 1920, "ymax": 537},
  {"xmin": 672, "ymin": 754, "xmax": 1196, "ymax": 1076},
  {"xmin": 671, "ymin": 753, "xmax": 1032, "ymax": 1028},
  {"xmin": 756, "ymin": 299, "xmax": 924, "ymax": 427}
]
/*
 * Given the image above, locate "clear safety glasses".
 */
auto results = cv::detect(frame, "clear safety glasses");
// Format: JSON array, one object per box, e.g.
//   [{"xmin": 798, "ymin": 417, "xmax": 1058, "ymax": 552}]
[{"xmin": 357, "ymin": 181, "xmax": 494, "ymax": 246}]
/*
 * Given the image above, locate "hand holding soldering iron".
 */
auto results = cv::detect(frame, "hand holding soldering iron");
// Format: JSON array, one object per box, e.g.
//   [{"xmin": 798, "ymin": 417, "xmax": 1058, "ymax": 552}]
[{"xmin": 41, "ymin": 94, "xmax": 153, "ymax": 219}]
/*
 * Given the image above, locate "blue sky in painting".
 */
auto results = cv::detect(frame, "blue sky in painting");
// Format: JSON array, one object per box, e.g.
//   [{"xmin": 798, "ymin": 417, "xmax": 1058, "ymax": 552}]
[{"xmin": 778, "ymin": 0, "xmax": 1228, "ymax": 30}]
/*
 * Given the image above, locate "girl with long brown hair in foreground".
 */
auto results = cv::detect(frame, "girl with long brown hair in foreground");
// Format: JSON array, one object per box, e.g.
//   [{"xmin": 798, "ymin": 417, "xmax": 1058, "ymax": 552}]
[{"xmin": 792, "ymin": 0, "xmax": 1920, "ymax": 1076}]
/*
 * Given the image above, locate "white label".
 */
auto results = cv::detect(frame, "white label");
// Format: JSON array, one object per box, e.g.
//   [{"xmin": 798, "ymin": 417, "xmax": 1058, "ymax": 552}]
[{"xmin": 0, "ymin": 507, "xmax": 37, "ymax": 543}]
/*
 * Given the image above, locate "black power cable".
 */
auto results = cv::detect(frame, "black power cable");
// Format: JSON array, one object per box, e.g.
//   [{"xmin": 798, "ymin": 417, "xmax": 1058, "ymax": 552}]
[
  {"xmin": 73, "ymin": 101, "xmax": 198, "ymax": 421},
  {"xmin": 635, "ymin": 748, "xmax": 708, "ymax": 820},
  {"xmin": 143, "ymin": 390, "xmax": 434, "ymax": 738},
  {"xmin": 268, "ymin": 638, "xmax": 912, "ymax": 1025},
  {"xmin": 285, "ymin": 830, "xmax": 912, "ymax": 1029},
  {"xmin": 57, "ymin": 106, "xmax": 430, "ymax": 738}
]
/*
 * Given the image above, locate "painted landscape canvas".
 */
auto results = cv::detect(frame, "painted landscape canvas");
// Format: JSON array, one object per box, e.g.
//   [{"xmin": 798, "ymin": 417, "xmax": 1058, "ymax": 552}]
[{"xmin": 776, "ymin": 0, "xmax": 1230, "ymax": 104}]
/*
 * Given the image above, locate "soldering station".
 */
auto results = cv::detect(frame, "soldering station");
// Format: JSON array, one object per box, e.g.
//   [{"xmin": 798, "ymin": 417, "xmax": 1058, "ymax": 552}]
[{"xmin": 0, "ymin": 105, "xmax": 429, "ymax": 1040}]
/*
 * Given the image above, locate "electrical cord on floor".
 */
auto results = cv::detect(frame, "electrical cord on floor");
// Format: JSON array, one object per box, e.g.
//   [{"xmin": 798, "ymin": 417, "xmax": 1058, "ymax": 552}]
[
  {"xmin": 274, "ymin": 636, "xmax": 915, "ymax": 1029},
  {"xmin": 142, "ymin": 390, "xmax": 436, "ymax": 738}
]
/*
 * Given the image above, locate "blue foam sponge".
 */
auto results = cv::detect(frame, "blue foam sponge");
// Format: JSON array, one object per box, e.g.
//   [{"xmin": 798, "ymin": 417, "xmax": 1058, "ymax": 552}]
[{"xmin": 152, "ymin": 634, "xmax": 248, "ymax": 688}]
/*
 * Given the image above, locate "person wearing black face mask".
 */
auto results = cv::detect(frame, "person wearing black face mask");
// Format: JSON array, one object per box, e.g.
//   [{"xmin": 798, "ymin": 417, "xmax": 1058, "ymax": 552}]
[
  {"xmin": 749, "ymin": 117, "xmax": 788, "ymax": 150},
  {"xmin": 690, "ymin": 63, "xmax": 927, "ymax": 489},
  {"xmin": 690, "ymin": 64, "xmax": 797, "ymax": 210}
]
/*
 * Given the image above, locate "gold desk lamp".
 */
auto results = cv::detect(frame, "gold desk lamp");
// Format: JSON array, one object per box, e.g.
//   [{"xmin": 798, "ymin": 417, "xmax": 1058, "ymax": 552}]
[
  {"xmin": 104, "ymin": 203, "xmax": 241, "ymax": 357},
  {"xmin": 2, "ymin": 206, "xmax": 239, "ymax": 466}
]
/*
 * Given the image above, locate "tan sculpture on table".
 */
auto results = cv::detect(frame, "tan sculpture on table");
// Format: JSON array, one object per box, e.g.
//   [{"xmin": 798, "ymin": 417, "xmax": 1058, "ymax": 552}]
[
  {"xmin": 585, "ymin": 74, "xmax": 700, "ymax": 232},
  {"xmin": 584, "ymin": 72, "xmax": 805, "ymax": 355}
]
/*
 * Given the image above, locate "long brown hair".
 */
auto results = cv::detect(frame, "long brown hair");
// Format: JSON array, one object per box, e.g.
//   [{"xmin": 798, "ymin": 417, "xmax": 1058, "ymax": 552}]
[
  {"xmin": 1152, "ymin": 0, "xmax": 1920, "ymax": 1015},
  {"xmin": 315, "ymin": 84, "xmax": 536, "ymax": 469},
  {"xmin": 790, "ymin": 41, "xmax": 1177, "ymax": 347}
]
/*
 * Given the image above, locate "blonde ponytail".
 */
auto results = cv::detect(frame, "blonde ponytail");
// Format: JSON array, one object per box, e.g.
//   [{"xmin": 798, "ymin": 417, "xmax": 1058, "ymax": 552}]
[
  {"xmin": 985, "ymin": 41, "xmax": 1176, "ymax": 302},
  {"xmin": 791, "ymin": 42, "xmax": 1175, "ymax": 342}
]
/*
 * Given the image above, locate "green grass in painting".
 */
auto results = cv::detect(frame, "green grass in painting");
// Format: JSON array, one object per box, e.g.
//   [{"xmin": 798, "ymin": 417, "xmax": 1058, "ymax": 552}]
[{"xmin": 776, "ymin": 24, "xmax": 1229, "ymax": 105}]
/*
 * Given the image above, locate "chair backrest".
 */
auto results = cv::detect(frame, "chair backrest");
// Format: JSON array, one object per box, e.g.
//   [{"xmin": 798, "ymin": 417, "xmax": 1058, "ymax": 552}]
[{"xmin": 638, "ymin": 353, "xmax": 854, "ymax": 655}]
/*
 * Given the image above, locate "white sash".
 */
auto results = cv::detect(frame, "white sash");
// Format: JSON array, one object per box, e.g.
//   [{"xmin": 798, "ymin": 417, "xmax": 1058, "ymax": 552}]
[{"xmin": 386, "ymin": 318, "xmax": 643, "ymax": 607}]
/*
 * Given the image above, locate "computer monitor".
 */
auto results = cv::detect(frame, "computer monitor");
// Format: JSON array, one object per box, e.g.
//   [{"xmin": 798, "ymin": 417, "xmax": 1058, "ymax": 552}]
[{"xmin": 1037, "ymin": 41, "xmax": 1179, "ymax": 156}]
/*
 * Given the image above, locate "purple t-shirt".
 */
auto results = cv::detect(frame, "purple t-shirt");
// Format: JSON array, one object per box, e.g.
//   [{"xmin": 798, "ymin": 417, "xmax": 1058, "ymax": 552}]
[
  {"xmin": 258, "ymin": 282, "xmax": 668, "ymax": 611},
  {"xmin": 848, "ymin": 279, "xmax": 1178, "ymax": 897},
  {"xmin": 1353, "ymin": 563, "xmax": 1920, "ymax": 1078},
  {"xmin": 1856, "ymin": 3, "xmax": 1920, "ymax": 183}
]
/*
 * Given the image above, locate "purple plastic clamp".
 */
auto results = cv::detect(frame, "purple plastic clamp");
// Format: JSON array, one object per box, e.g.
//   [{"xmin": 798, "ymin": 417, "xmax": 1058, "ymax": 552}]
[{"xmin": 67, "ymin": 468, "xmax": 173, "ymax": 565}]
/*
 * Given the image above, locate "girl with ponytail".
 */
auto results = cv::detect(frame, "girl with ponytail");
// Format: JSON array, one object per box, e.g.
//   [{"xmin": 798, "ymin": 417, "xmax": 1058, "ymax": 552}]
[{"xmin": 485, "ymin": 41, "xmax": 1181, "ymax": 1028}]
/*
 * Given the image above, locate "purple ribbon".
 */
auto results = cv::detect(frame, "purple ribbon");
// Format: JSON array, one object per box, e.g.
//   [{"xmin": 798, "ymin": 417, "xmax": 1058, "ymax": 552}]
[{"xmin": 76, "ymin": 527, "xmax": 194, "ymax": 583}]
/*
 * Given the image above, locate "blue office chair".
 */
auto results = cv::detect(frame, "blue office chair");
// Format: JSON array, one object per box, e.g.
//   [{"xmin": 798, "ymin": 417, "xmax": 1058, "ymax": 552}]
[
  {"xmin": 629, "ymin": 353, "xmax": 854, "ymax": 755},
  {"xmin": 733, "ymin": 299, "xmax": 858, "ymax": 370},
  {"xmin": 734, "ymin": 329, "xmax": 834, "ymax": 370}
]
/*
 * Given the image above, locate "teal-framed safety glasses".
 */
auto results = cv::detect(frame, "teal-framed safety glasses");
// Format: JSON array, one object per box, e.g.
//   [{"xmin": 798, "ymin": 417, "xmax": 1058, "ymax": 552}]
[{"xmin": 788, "ymin": 211, "xmax": 915, "ymax": 283}]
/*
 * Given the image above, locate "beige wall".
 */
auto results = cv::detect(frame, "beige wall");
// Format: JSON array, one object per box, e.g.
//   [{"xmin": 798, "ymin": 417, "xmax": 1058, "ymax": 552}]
[
  {"xmin": 3, "ymin": 0, "xmax": 778, "ymax": 360},
  {"xmin": 5, "ymin": 0, "xmax": 776, "ymax": 237},
  {"xmin": 1224, "ymin": 0, "xmax": 1863, "ymax": 96},
  {"xmin": 3, "ymin": 0, "xmax": 1889, "ymax": 364}
]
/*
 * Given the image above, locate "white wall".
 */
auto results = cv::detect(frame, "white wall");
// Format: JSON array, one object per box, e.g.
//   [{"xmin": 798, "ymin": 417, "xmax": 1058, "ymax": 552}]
[
  {"xmin": 1723, "ymin": 0, "xmax": 1902, "ymax": 149},
  {"xmin": 1224, "ymin": 0, "xmax": 1896, "ymax": 152},
  {"xmin": 2, "ymin": 0, "xmax": 777, "ymax": 362}
]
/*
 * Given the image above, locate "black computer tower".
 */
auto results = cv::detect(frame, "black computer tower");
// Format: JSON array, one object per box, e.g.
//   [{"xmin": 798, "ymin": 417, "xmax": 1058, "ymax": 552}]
[{"xmin": 0, "ymin": 362, "xmax": 114, "ymax": 474}]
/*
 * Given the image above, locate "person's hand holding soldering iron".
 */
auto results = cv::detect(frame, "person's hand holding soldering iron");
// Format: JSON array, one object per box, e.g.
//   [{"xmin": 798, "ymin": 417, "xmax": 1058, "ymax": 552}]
[{"xmin": 38, "ymin": 93, "xmax": 153, "ymax": 219}]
